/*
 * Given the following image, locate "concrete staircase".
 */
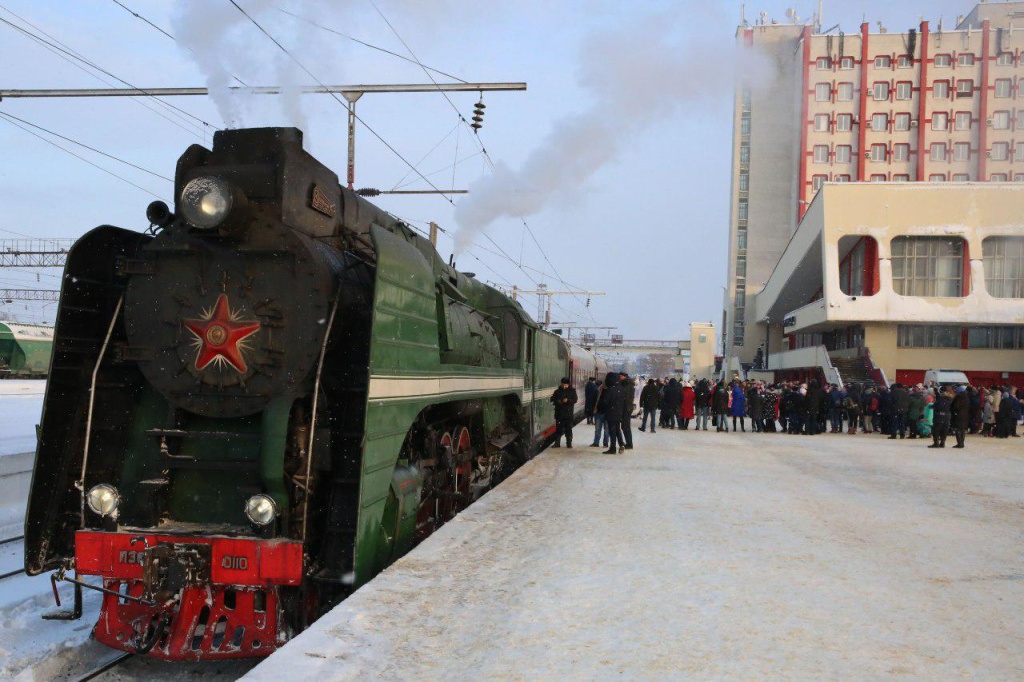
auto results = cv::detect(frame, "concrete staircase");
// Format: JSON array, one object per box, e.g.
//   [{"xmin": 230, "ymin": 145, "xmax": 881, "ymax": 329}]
[{"xmin": 829, "ymin": 355, "xmax": 879, "ymax": 388}]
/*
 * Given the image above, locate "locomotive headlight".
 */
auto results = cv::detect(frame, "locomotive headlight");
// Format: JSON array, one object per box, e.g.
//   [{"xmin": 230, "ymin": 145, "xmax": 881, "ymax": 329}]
[
  {"xmin": 86, "ymin": 484, "xmax": 120, "ymax": 517},
  {"xmin": 244, "ymin": 494, "xmax": 278, "ymax": 526},
  {"xmin": 180, "ymin": 176, "xmax": 233, "ymax": 229}
]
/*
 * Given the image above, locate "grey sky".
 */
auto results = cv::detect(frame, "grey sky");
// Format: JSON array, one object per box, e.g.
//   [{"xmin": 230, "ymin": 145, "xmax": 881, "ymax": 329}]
[{"xmin": 0, "ymin": 0, "xmax": 973, "ymax": 335}]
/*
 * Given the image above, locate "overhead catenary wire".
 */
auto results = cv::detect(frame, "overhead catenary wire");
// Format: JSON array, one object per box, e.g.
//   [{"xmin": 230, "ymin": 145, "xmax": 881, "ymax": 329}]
[
  {"xmin": 108, "ymin": 0, "xmax": 249, "ymax": 87},
  {"xmin": 0, "ymin": 114, "xmax": 166, "ymax": 201},
  {"xmin": 228, "ymin": 0, "xmax": 459, "ymax": 203},
  {"xmin": 0, "ymin": 6, "xmax": 213, "ymax": 132},
  {"xmin": 0, "ymin": 111, "xmax": 172, "ymax": 182},
  {"xmin": 0, "ymin": 7, "xmax": 206, "ymax": 138}
]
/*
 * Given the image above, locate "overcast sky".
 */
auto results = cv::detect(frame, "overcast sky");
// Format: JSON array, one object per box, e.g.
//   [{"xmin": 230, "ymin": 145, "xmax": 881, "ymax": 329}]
[{"xmin": 0, "ymin": 0, "xmax": 973, "ymax": 334}]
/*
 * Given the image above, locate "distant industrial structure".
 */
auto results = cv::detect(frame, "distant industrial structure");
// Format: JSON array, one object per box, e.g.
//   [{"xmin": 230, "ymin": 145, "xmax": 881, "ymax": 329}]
[
  {"xmin": 725, "ymin": 1, "xmax": 1024, "ymax": 386},
  {"xmin": 582, "ymin": 322, "xmax": 717, "ymax": 381}
]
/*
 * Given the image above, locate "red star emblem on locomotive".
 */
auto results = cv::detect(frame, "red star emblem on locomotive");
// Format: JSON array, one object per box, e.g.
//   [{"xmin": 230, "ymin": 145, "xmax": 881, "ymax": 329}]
[{"xmin": 183, "ymin": 294, "xmax": 260, "ymax": 373}]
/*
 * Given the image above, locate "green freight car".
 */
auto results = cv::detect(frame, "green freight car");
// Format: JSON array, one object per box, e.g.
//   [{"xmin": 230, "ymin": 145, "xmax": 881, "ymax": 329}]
[{"xmin": 0, "ymin": 321, "xmax": 53, "ymax": 378}]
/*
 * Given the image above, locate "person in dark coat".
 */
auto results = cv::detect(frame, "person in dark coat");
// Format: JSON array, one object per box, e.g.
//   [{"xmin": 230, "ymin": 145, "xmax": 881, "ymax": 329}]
[
  {"xmin": 950, "ymin": 385, "xmax": 970, "ymax": 448},
  {"xmin": 888, "ymin": 383, "xmax": 910, "ymax": 439},
  {"xmin": 584, "ymin": 377, "xmax": 599, "ymax": 425},
  {"xmin": 746, "ymin": 383, "xmax": 763, "ymax": 432},
  {"xmin": 662, "ymin": 378, "xmax": 683, "ymax": 429},
  {"xmin": 929, "ymin": 387, "xmax": 953, "ymax": 448},
  {"xmin": 713, "ymin": 381, "xmax": 730, "ymax": 432},
  {"xmin": 804, "ymin": 380, "xmax": 824, "ymax": 435},
  {"xmin": 602, "ymin": 372, "xmax": 628, "ymax": 454},
  {"xmin": 639, "ymin": 378, "xmax": 660, "ymax": 433},
  {"xmin": 996, "ymin": 387, "xmax": 1019, "ymax": 438},
  {"xmin": 694, "ymin": 379, "xmax": 712, "ymax": 431},
  {"xmin": 549, "ymin": 377, "xmax": 578, "ymax": 448},
  {"xmin": 619, "ymin": 372, "xmax": 636, "ymax": 449}
]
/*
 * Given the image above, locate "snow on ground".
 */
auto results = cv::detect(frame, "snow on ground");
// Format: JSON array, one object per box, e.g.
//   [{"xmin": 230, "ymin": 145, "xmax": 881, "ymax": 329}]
[
  {"xmin": 246, "ymin": 429, "xmax": 1024, "ymax": 680},
  {"xmin": 0, "ymin": 380, "xmax": 45, "ymax": 457}
]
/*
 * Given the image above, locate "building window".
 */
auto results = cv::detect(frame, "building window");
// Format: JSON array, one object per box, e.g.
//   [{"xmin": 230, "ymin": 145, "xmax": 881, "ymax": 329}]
[
  {"xmin": 956, "ymin": 79, "xmax": 974, "ymax": 97},
  {"xmin": 837, "ymin": 83, "xmax": 854, "ymax": 101},
  {"xmin": 996, "ymin": 79, "xmax": 1013, "ymax": 98},
  {"xmin": 954, "ymin": 142, "xmax": 971, "ymax": 161},
  {"xmin": 992, "ymin": 111, "xmax": 1010, "ymax": 130},
  {"xmin": 897, "ymin": 55, "xmax": 913, "ymax": 68},
  {"xmin": 737, "ymin": 229, "xmax": 747, "ymax": 250},
  {"xmin": 933, "ymin": 81, "xmax": 950, "ymax": 99},
  {"xmin": 934, "ymin": 54, "xmax": 952, "ymax": 68},
  {"xmin": 958, "ymin": 53, "xmax": 975, "ymax": 67},
  {"xmin": 891, "ymin": 237, "xmax": 965, "ymax": 297},
  {"xmin": 735, "ymin": 256, "xmax": 746, "ymax": 277},
  {"xmin": 894, "ymin": 113, "xmax": 911, "ymax": 131},
  {"xmin": 838, "ymin": 236, "xmax": 872, "ymax": 296},
  {"xmin": 1017, "ymin": 174, "xmax": 1024, "ymax": 182},
  {"xmin": 929, "ymin": 173, "xmax": 947, "ymax": 182},
  {"xmin": 740, "ymin": 145, "xmax": 750, "ymax": 163},
  {"xmin": 738, "ymin": 199, "xmax": 749, "ymax": 220},
  {"xmin": 983, "ymin": 237, "xmax": 1024, "ymax": 298},
  {"xmin": 815, "ymin": 83, "xmax": 831, "ymax": 101},
  {"xmin": 816, "ymin": 57, "xmax": 832, "ymax": 70},
  {"xmin": 814, "ymin": 145, "xmax": 830, "ymax": 163},
  {"xmin": 991, "ymin": 142, "xmax": 1010, "ymax": 161},
  {"xmin": 840, "ymin": 56, "xmax": 855, "ymax": 70},
  {"xmin": 893, "ymin": 174, "xmax": 910, "ymax": 182},
  {"xmin": 991, "ymin": 173, "xmax": 1009, "ymax": 181},
  {"xmin": 873, "ymin": 82, "xmax": 890, "ymax": 100},
  {"xmin": 896, "ymin": 82, "xmax": 913, "ymax": 100},
  {"xmin": 875, "ymin": 56, "xmax": 891, "ymax": 68},
  {"xmin": 997, "ymin": 53, "xmax": 1015, "ymax": 66},
  {"xmin": 952, "ymin": 173, "xmax": 971, "ymax": 181},
  {"xmin": 967, "ymin": 327, "xmax": 1024, "ymax": 349},
  {"xmin": 739, "ymin": 173, "xmax": 749, "ymax": 192},
  {"xmin": 871, "ymin": 113, "xmax": 888, "ymax": 131},
  {"xmin": 1017, "ymin": 142, "xmax": 1024, "ymax": 160},
  {"xmin": 741, "ymin": 116, "xmax": 751, "ymax": 136},
  {"xmin": 1018, "ymin": 111, "xmax": 1024, "ymax": 129},
  {"xmin": 836, "ymin": 113, "xmax": 853, "ymax": 131},
  {"xmin": 932, "ymin": 112, "xmax": 948, "ymax": 131},
  {"xmin": 893, "ymin": 144, "xmax": 910, "ymax": 162},
  {"xmin": 812, "ymin": 174, "xmax": 828, "ymax": 191},
  {"xmin": 870, "ymin": 174, "xmax": 887, "ymax": 182},
  {"xmin": 898, "ymin": 325, "xmax": 962, "ymax": 348},
  {"xmin": 835, "ymin": 145, "xmax": 852, "ymax": 163},
  {"xmin": 835, "ymin": 174, "xmax": 851, "ymax": 182},
  {"xmin": 930, "ymin": 142, "xmax": 947, "ymax": 160},
  {"xmin": 870, "ymin": 144, "xmax": 887, "ymax": 162},
  {"xmin": 814, "ymin": 114, "xmax": 831, "ymax": 132},
  {"xmin": 955, "ymin": 112, "xmax": 972, "ymax": 130}
]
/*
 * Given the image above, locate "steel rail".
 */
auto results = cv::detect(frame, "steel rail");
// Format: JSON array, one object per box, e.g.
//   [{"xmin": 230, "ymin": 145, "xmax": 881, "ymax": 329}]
[{"xmin": 74, "ymin": 652, "xmax": 133, "ymax": 682}]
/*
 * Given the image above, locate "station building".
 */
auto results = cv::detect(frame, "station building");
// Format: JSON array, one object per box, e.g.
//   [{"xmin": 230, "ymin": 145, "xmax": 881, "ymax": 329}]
[
  {"xmin": 726, "ymin": 1, "xmax": 1024, "ymax": 385},
  {"xmin": 754, "ymin": 182, "xmax": 1024, "ymax": 387}
]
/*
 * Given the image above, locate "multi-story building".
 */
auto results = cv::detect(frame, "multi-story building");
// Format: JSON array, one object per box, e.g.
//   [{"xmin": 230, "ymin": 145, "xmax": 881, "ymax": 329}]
[{"xmin": 725, "ymin": 2, "xmax": 1024, "ymax": 374}]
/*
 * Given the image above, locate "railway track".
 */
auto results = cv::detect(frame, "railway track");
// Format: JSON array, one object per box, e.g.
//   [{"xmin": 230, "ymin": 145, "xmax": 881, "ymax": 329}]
[
  {"xmin": 74, "ymin": 652, "xmax": 133, "ymax": 681},
  {"xmin": 0, "ymin": 534, "xmax": 25, "ymax": 580}
]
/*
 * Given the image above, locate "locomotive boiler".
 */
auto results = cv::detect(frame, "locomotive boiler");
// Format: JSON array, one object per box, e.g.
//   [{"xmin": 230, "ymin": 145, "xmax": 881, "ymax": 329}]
[{"xmin": 25, "ymin": 127, "xmax": 606, "ymax": 659}]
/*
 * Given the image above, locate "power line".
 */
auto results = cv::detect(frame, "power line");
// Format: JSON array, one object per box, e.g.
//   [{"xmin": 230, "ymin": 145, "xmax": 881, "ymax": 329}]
[
  {"xmin": 0, "ymin": 111, "xmax": 172, "ymax": 182},
  {"xmin": 0, "ymin": 7, "xmax": 213, "ymax": 130},
  {"xmin": 228, "ymin": 0, "xmax": 460, "ymax": 203},
  {"xmin": 274, "ymin": 7, "xmax": 468, "ymax": 84},
  {"xmin": 0, "ymin": 115, "xmax": 166, "ymax": 200},
  {"xmin": 109, "ymin": 0, "xmax": 249, "ymax": 87}
]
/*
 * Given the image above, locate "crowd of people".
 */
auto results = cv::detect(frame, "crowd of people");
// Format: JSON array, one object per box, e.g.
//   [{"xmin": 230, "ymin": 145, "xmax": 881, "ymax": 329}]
[{"xmin": 550, "ymin": 373, "xmax": 1024, "ymax": 452}]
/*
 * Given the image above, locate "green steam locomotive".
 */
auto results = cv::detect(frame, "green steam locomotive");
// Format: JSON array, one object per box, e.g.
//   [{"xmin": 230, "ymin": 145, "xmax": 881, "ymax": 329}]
[{"xmin": 25, "ymin": 127, "xmax": 606, "ymax": 660}]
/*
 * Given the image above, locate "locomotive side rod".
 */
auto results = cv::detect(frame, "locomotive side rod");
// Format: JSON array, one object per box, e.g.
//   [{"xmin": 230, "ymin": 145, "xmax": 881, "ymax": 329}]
[{"xmin": 0, "ymin": 82, "xmax": 527, "ymax": 98}]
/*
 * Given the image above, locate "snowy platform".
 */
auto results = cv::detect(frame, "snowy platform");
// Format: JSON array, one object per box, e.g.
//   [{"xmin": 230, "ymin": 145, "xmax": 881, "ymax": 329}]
[
  {"xmin": 0, "ymin": 380, "xmax": 44, "ymax": 457},
  {"xmin": 247, "ymin": 429, "xmax": 1024, "ymax": 680}
]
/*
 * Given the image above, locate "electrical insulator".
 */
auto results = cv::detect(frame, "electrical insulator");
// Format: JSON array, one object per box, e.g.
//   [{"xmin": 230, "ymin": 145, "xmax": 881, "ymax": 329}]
[
  {"xmin": 471, "ymin": 98, "xmax": 486, "ymax": 132},
  {"xmin": 356, "ymin": 187, "xmax": 381, "ymax": 197},
  {"xmin": 586, "ymin": 297, "xmax": 591, "ymax": 307}
]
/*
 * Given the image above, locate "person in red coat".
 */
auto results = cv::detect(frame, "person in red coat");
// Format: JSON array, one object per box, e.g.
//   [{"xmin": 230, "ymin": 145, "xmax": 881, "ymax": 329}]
[{"xmin": 679, "ymin": 381, "xmax": 696, "ymax": 430}]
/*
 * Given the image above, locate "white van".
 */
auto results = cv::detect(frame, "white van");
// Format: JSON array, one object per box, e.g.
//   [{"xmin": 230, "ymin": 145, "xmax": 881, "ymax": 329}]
[{"xmin": 924, "ymin": 369, "xmax": 970, "ymax": 387}]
